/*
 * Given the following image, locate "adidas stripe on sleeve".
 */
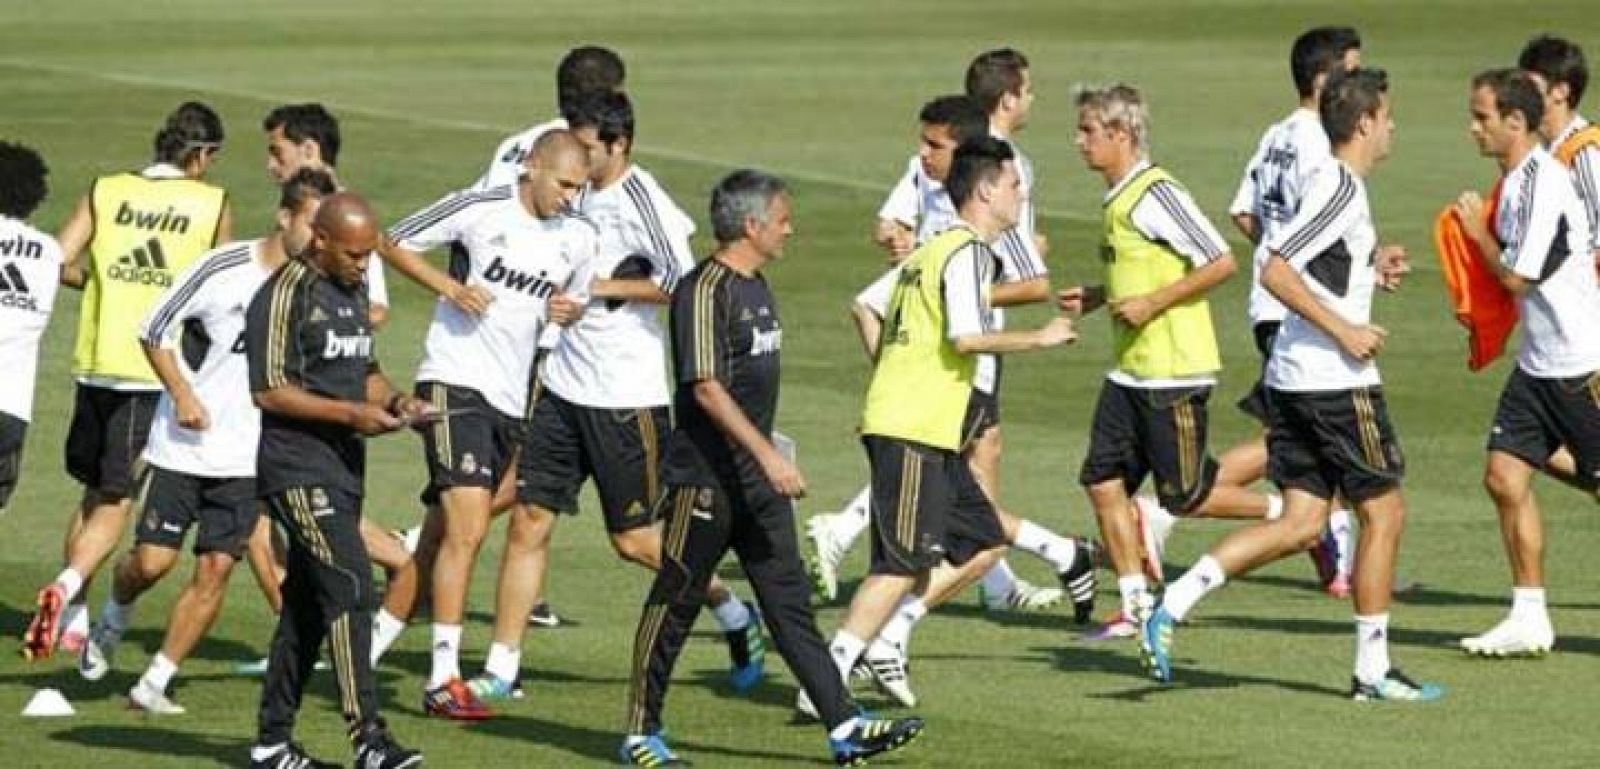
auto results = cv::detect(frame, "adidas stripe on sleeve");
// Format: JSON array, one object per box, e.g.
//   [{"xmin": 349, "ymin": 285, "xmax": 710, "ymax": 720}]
[
  {"xmin": 621, "ymin": 173, "xmax": 696, "ymax": 295},
  {"xmin": 388, "ymin": 186, "xmax": 514, "ymax": 252},
  {"xmin": 1130, "ymin": 180, "xmax": 1230, "ymax": 267},
  {"xmin": 1266, "ymin": 164, "xmax": 1360, "ymax": 272},
  {"xmin": 674, "ymin": 263, "xmax": 731, "ymax": 384},
  {"xmin": 246, "ymin": 260, "xmax": 310, "ymax": 393},
  {"xmin": 140, "ymin": 243, "xmax": 252, "ymax": 348}
]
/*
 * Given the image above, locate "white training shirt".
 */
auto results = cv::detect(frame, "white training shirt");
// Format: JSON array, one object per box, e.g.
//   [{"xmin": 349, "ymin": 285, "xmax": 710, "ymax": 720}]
[
  {"xmin": 1229, "ymin": 108, "xmax": 1333, "ymax": 325},
  {"xmin": 390, "ymin": 184, "xmax": 597, "ymax": 418},
  {"xmin": 1103, "ymin": 161, "xmax": 1230, "ymax": 390},
  {"xmin": 1550, "ymin": 115, "xmax": 1600, "ymax": 253},
  {"xmin": 541, "ymin": 165, "xmax": 697, "ymax": 409},
  {"xmin": 1493, "ymin": 147, "xmax": 1600, "ymax": 378},
  {"xmin": 139, "ymin": 239, "xmax": 272, "ymax": 477},
  {"xmin": 941, "ymin": 225, "xmax": 996, "ymax": 342},
  {"xmin": 0, "ymin": 216, "xmax": 62, "ymax": 422},
  {"xmin": 473, "ymin": 118, "xmax": 566, "ymax": 192},
  {"xmin": 1264, "ymin": 158, "xmax": 1381, "ymax": 392},
  {"xmin": 365, "ymin": 256, "xmax": 388, "ymax": 308}
]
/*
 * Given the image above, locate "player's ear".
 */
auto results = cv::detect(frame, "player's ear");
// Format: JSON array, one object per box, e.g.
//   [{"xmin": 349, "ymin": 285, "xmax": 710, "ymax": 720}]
[
  {"xmin": 1550, "ymin": 81, "xmax": 1572, "ymax": 109},
  {"xmin": 274, "ymin": 207, "xmax": 292, "ymax": 233}
]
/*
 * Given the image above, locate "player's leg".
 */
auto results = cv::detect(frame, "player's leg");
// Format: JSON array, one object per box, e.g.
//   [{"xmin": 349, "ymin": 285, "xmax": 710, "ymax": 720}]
[
  {"xmin": 360, "ymin": 516, "xmax": 417, "ymax": 666},
  {"xmin": 243, "ymin": 515, "xmax": 284, "ymax": 614},
  {"xmin": 473, "ymin": 501, "xmax": 556, "ymax": 699},
  {"xmin": 1079, "ymin": 380, "xmax": 1160, "ymax": 639},
  {"xmin": 805, "ymin": 482, "xmax": 873, "ymax": 602},
  {"xmin": 966, "ymin": 422, "xmax": 1067, "ymax": 614},
  {"xmin": 130, "ymin": 549, "xmax": 237, "ymax": 713},
  {"xmin": 251, "ymin": 493, "xmax": 335, "ymax": 768}
]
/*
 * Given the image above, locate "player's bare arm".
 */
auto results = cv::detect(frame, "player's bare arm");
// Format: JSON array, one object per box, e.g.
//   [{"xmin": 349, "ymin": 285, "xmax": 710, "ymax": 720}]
[
  {"xmin": 1454, "ymin": 190, "xmax": 1533, "ymax": 295},
  {"xmin": 1261, "ymin": 254, "xmax": 1385, "ymax": 360},
  {"xmin": 56, "ymin": 194, "xmax": 93, "ymax": 289},
  {"xmin": 1109, "ymin": 254, "xmax": 1236, "ymax": 328},
  {"xmin": 991, "ymin": 275, "xmax": 1051, "ymax": 306},
  {"xmin": 377, "ymin": 238, "xmax": 494, "ymax": 314}
]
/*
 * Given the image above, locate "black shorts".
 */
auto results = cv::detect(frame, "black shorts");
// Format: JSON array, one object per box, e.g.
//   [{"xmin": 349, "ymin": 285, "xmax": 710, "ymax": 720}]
[
  {"xmin": 417, "ymin": 382, "xmax": 524, "ymax": 503},
  {"xmin": 64, "ymin": 385, "xmax": 159, "ymax": 498},
  {"xmin": 518, "ymin": 390, "xmax": 668, "ymax": 533},
  {"xmin": 1079, "ymin": 379, "xmax": 1219, "ymax": 514},
  {"xmin": 1267, "ymin": 386, "xmax": 1405, "ymax": 504},
  {"xmin": 959, "ymin": 388, "xmax": 1001, "ymax": 453},
  {"xmin": 863, "ymin": 434, "xmax": 1003, "ymax": 577},
  {"xmin": 0, "ymin": 412, "xmax": 26, "ymax": 509},
  {"xmin": 131, "ymin": 464, "xmax": 260, "ymax": 558},
  {"xmin": 1236, "ymin": 321, "xmax": 1282, "ymax": 423},
  {"xmin": 1487, "ymin": 367, "xmax": 1600, "ymax": 490}
]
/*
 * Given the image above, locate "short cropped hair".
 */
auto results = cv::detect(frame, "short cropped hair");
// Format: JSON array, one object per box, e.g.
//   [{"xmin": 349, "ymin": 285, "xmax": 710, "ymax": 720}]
[
  {"xmin": 709, "ymin": 169, "xmax": 788, "ymax": 244},
  {"xmin": 1519, "ymin": 35, "xmax": 1588, "ymax": 109},
  {"xmin": 1473, "ymin": 67, "xmax": 1545, "ymax": 133},
  {"xmin": 946, "ymin": 136, "xmax": 1015, "ymax": 209},
  {"xmin": 278, "ymin": 166, "xmax": 339, "ymax": 211},
  {"xmin": 0, "ymin": 141, "xmax": 48, "ymax": 219},
  {"xmin": 154, "ymin": 101, "xmax": 224, "ymax": 166},
  {"xmin": 919, "ymin": 95, "xmax": 989, "ymax": 146},
  {"xmin": 557, "ymin": 45, "xmax": 626, "ymax": 119},
  {"xmin": 1319, "ymin": 67, "xmax": 1390, "ymax": 146},
  {"xmin": 565, "ymin": 90, "xmax": 636, "ymax": 146},
  {"xmin": 1075, "ymin": 84, "xmax": 1150, "ymax": 151},
  {"xmin": 263, "ymin": 103, "xmax": 342, "ymax": 167},
  {"xmin": 1291, "ymin": 26, "xmax": 1362, "ymax": 99},
  {"xmin": 965, "ymin": 48, "xmax": 1030, "ymax": 114}
]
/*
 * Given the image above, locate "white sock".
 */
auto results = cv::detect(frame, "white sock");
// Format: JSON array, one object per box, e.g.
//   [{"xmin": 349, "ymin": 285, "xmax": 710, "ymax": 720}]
[
  {"xmin": 980, "ymin": 559, "xmax": 1019, "ymax": 599},
  {"xmin": 370, "ymin": 609, "xmax": 405, "ymax": 665},
  {"xmin": 484, "ymin": 641, "xmax": 521, "ymax": 683},
  {"xmin": 54, "ymin": 567, "xmax": 85, "ymax": 602},
  {"xmin": 141, "ymin": 652, "xmax": 178, "ymax": 693},
  {"xmin": 100, "ymin": 599, "xmax": 134, "ymax": 634},
  {"xmin": 1511, "ymin": 587, "xmax": 1548, "ymax": 624},
  {"xmin": 1163, "ymin": 556, "xmax": 1226, "ymax": 622},
  {"xmin": 1265, "ymin": 494, "xmax": 1284, "ymax": 521},
  {"xmin": 1329, "ymin": 509, "xmax": 1355, "ymax": 575},
  {"xmin": 61, "ymin": 603, "xmax": 89, "ymax": 639},
  {"xmin": 1117, "ymin": 574, "xmax": 1149, "ymax": 618},
  {"xmin": 836, "ymin": 485, "xmax": 873, "ymax": 546},
  {"xmin": 1354, "ymin": 613, "xmax": 1391, "ymax": 684},
  {"xmin": 710, "ymin": 595, "xmax": 752, "ymax": 632},
  {"xmin": 828, "ymin": 716, "xmax": 860, "ymax": 740},
  {"xmin": 429, "ymin": 623, "xmax": 463, "ymax": 688},
  {"xmin": 828, "ymin": 630, "xmax": 866, "ymax": 680},
  {"xmin": 1012, "ymin": 520, "xmax": 1079, "ymax": 573},
  {"xmin": 876, "ymin": 598, "xmax": 927, "ymax": 650},
  {"xmin": 400, "ymin": 526, "xmax": 423, "ymax": 555},
  {"xmin": 251, "ymin": 744, "xmax": 288, "ymax": 762}
]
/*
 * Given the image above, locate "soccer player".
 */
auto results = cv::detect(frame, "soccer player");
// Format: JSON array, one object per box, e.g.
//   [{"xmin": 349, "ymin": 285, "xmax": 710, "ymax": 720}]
[
  {"xmin": 246, "ymin": 192, "xmax": 425, "ymax": 769},
  {"xmin": 77, "ymin": 168, "xmax": 337, "ymax": 714},
  {"xmin": 1141, "ymin": 68, "xmax": 1443, "ymax": 702},
  {"xmin": 467, "ymin": 91, "xmax": 764, "ymax": 701},
  {"xmin": 1223, "ymin": 27, "xmax": 1365, "ymax": 597},
  {"xmin": 1455, "ymin": 68, "xmax": 1600, "ymax": 657},
  {"xmin": 621, "ymin": 169, "xmax": 924, "ymax": 767},
  {"xmin": 24, "ymin": 102, "xmax": 233, "ymax": 661},
  {"xmin": 379, "ymin": 130, "xmax": 595, "ymax": 719},
  {"xmin": 475, "ymin": 44, "xmax": 625, "ymax": 190},
  {"xmin": 0, "ymin": 141, "xmax": 62, "ymax": 518},
  {"xmin": 263, "ymin": 103, "xmax": 391, "ymax": 326},
  {"xmin": 823, "ymin": 137, "xmax": 1075, "ymax": 714},
  {"xmin": 1059, "ymin": 84, "xmax": 1271, "ymax": 642}
]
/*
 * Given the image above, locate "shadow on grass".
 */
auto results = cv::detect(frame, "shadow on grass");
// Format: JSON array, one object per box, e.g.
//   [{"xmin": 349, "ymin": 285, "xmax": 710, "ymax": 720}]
[
  {"xmin": 464, "ymin": 711, "xmax": 823, "ymax": 765},
  {"xmin": 48, "ymin": 725, "xmax": 248, "ymax": 767},
  {"xmin": 1043, "ymin": 644, "xmax": 1346, "ymax": 701},
  {"xmin": 1202, "ymin": 614, "xmax": 1600, "ymax": 657}
]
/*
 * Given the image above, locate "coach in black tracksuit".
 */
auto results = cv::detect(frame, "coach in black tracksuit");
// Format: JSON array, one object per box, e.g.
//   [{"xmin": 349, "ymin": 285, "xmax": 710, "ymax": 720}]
[{"xmin": 244, "ymin": 193, "xmax": 423, "ymax": 769}]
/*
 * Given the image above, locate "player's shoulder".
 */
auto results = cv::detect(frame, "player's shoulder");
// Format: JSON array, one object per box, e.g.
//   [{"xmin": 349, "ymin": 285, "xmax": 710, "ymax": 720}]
[{"xmin": 192, "ymin": 239, "xmax": 256, "ymax": 271}]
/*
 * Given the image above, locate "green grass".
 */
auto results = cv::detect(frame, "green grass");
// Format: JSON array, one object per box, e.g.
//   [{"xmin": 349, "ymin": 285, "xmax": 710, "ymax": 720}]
[{"xmin": 4, "ymin": 1, "xmax": 1600, "ymax": 766}]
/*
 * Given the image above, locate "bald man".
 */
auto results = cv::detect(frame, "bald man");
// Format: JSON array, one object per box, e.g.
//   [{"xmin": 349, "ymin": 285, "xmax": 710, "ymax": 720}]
[
  {"xmin": 245, "ymin": 192, "xmax": 428, "ymax": 769},
  {"xmin": 379, "ymin": 129, "xmax": 600, "ymax": 718}
]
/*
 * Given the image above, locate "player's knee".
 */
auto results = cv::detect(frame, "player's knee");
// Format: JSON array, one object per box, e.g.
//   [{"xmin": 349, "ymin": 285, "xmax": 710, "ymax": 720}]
[
  {"xmin": 1483, "ymin": 461, "xmax": 1527, "ymax": 504},
  {"xmin": 505, "ymin": 507, "xmax": 555, "ymax": 552},
  {"xmin": 192, "ymin": 553, "xmax": 235, "ymax": 597},
  {"xmin": 611, "ymin": 528, "xmax": 659, "ymax": 567},
  {"xmin": 128, "ymin": 546, "xmax": 177, "ymax": 585}
]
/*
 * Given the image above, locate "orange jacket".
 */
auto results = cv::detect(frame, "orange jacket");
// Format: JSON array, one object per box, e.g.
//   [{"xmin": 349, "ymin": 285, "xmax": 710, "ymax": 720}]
[{"xmin": 1434, "ymin": 180, "xmax": 1515, "ymax": 371}]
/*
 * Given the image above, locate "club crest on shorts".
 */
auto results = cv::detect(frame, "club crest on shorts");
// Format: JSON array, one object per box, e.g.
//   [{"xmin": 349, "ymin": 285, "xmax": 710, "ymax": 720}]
[
  {"xmin": 695, "ymin": 488, "xmax": 715, "ymax": 509},
  {"xmin": 461, "ymin": 452, "xmax": 478, "ymax": 476},
  {"xmin": 311, "ymin": 488, "xmax": 330, "ymax": 510}
]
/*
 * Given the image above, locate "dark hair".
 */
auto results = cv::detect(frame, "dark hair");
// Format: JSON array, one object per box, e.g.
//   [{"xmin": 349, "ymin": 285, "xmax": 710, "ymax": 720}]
[
  {"xmin": 565, "ymin": 89, "xmax": 635, "ymax": 146},
  {"xmin": 709, "ymin": 169, "xmax": 788, "ymax": 244},
  {"xmin": 278, "ymin": 166, "xmax": 339, "ymax": 211},
  {"xmin": 1319, "ymin": 67, "xmax": 1389, "ymax": 145},
  {"xmin": 0, "ymin": 141, "xmax": 48, "ymax": 219},
  {"xmin": 262, "ymin": 103, "xmax": 342, "ymax": 167},
  {"xmin": 1473, "ymin": 67, "xmax": 1545, "ymax": 132},
  {"xmin": 1291, "ymin": 26, "xmax": 1362, "ymax": 98},
  {"xmin": 557, "ymin": 45, "xmax": 626, "ymax": 119},
  {"xmin": 154, "ymin": 101, "xmax": 224, "ymax": 166},
  {"xmin": 964, "ymin": 48, "xmax": 1030, "ymax": 114},
  {"xmin": 1519, "ymin": 34, "xmax": 1588, "ymax": 109},
  {"xmin": 919, "ymin": 95, "xmax": 989, "ymax": 146},
  {"xmin": 946, "ymin": 136, "xmax": 1015, "ymax": 209}
]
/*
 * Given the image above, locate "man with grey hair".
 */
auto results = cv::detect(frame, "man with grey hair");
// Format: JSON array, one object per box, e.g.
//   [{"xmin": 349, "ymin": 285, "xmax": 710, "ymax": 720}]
[{"xmin": 620, "ymin": 170, "xmax": 924, "ymax": 767}]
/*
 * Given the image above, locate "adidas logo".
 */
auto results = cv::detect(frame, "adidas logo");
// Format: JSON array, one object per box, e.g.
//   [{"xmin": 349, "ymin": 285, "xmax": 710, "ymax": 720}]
[
  {"xmin": 308, "ymin": 307, "xmax": 329, "ymax": 323},
  {"xmin": 0, "ymin": 263, "xmax": 39, "ymax": 310},
  {"xmin": 108, "ymin": 237, "xmax": 172, "ymax": 287}
]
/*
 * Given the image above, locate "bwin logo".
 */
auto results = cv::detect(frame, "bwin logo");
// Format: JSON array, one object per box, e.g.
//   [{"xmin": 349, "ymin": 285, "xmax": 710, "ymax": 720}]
[
  {"xmin": 113, "ymin": 201, "xmax": 192, "ymax": 234},
  {"xmin": 749, "ymin": 326, "xmax": 782, "ymax": 356},
  {"xmin": 482, "ymin": 256, "xmax": 557, "ymax": 298},
  {"xmin": 322, "ymin": 329, "xmax": 373, "ymax": 359}
]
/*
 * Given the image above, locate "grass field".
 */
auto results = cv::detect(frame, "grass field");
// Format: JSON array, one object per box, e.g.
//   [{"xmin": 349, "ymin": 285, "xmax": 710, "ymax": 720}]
[{"xmin": 4, "ymin": 1, "xmax": 1600, "ymax": 766}]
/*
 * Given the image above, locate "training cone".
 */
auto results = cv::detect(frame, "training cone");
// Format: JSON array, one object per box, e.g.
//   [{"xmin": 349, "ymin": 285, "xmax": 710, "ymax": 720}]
[{"xmin": 22, "ymin": 688, "xmax": 74, "ymax": 717}]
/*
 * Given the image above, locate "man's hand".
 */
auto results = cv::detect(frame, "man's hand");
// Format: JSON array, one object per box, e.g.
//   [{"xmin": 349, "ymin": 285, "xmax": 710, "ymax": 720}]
[
  {"xmin": 174, "ymin": 393, "xmax": 210, "ymax": 431},
  {"xmin": 760, "ymin": 452, "xmax": 807, "ymax": 498},
  {"xmin": 1034, "ymin": 316, "xmax": 1078, "ymax": 347},
  {"xmin": 547, "ymin": 291, "xmax": 585, "ymax": 326},
  {"xmin": 1337, "ymin": 323, "xmax": 1388, "ymax": 361},
  {"xmin": 1453, "ymin": 191, "xmax": 1493, "ymax": 246},
  {"xmin": 388, "ymin": 395, "xmax": 439, "ymax": 429},
  {"xmin": 1376, "ymin": 244, "xmax": 1410, "ymax": 292},
  {"xmin": 883, "ymin": 230, "xmax": 915, "ymax": 264},
  {"xmin": 1109, "ymin": 294, "xmax": 1161, "ymax": 328},
  {"xmin": 351, "ymin": 403, "xmax": 403, "ymax": 436},
  {"xmin": 1056, "ymin": 285, "xmax": 1105, "ymax": 317},
  {"xmin": 446, "ymin": 283, "xmax": 494, "ymax": 316}
]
